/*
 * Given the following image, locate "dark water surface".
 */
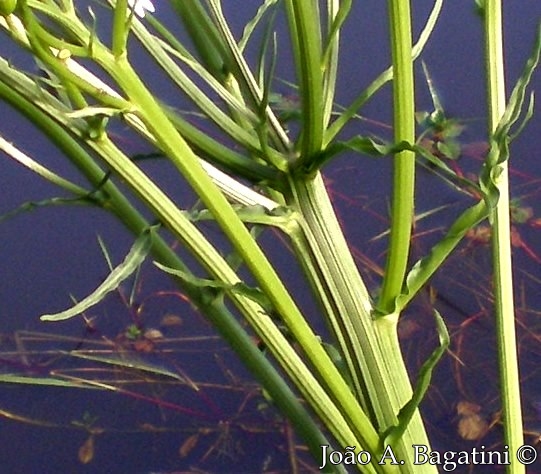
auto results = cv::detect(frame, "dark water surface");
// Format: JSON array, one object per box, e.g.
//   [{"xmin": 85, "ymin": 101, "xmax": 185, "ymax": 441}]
[{"xmin": 1, "ymin": 1, "xmax": 540, "ymax": 472}]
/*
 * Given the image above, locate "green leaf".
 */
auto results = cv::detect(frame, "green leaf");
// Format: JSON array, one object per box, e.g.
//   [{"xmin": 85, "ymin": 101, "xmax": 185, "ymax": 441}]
[
  {"xmin": 66, "ymin": 351, "xmax": 184, "ymax": 382},
  {"xmin": 65, "ymin": 107, "xmax": 124, "ymax": 119},
  {"xmin": 0, "ymin": 137, "xmax": 89, "ymax": 196},
  {"xmin": 238, "ymin": 0, "xmax": 279, "ymax": 52},
  {"xmin": 0, "ymin": 195, "xmax": 94, "ymax": 224},
  {"xmin": 303, "ymin": 135, "xmax": 392, "ymax": 173},
  {"xmin": 319, "ymin": 137, "xmax": 482, "ymax": 197},
  {"xmin": 388, "ymin": 201, "xmax": 488, "ymax": 314},
  {"xmin": 480, "ymin": 24, "xmax": 541, "ymax": 204},
  {"xmin": 0, "ymin": 374, "xmax": 100, "ymax": 388},
  {"xmin": 436, "ymin": 140, "xmax": 461, "ymax": 160},
  {"xmin": 41, "ymin": 226, "xmax": 157, "ymax": 321},
  {"xmin": 383, "ymin": 310, "xmax": 449, "ymax": 446},
  {"xmin": 154, "ymin": 261, "xmax": 274, "ymax": 313},
  {"xmin": 421, "ymin": 61, "xmax": 444, "ymax": 119}
]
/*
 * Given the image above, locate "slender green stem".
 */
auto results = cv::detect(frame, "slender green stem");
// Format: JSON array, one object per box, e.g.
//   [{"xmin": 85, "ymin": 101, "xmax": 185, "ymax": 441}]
[
  {"xmin": 0, "ymin": 76, "xmax": 345, "ymax": 470},
  {"xmin": 484, "ymin": 2, "xmax": 524, "ymax": 472},
  {"xmin": 169, "ymin": 0, "xmax": 229, "ymax": 81},
  {"xmin": 321, "ymin": 0, "xmax": 351, "ymax": 128},
  {"xmin": 2, "ymin": 38, "xmax": 384, "ymax": 464},
  {"xmin": 284, "ymin": 0, "xmax": 324, "ymax": 159},
  {"xmin": 378, "ymin": 0, "xmax": 416, "ymax": 314},
  {"xmin": 324, "ymin": 0, "xmax": 443, "ymax": 146},
  {"xmin": 99, "ymin": 57, "xmax": 388, "ymax": 468},
  {"xmin": 205, "ymin": 0, "xmax": 292, "ymax": 154},
  {"xmin": 111, "ymin": 0, "xmax": 128, "ymax": 57}
]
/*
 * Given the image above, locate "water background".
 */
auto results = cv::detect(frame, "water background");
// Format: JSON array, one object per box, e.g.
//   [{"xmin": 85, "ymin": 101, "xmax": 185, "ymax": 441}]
[{"xmin": 1, "ymin": 1, "xmax": 539, "ymax": 472}]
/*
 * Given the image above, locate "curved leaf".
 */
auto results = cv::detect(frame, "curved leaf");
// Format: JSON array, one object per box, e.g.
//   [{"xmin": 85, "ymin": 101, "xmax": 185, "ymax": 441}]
[{"xmin": 41, "ymin": 226, "xmax": 156, "ymax": 321}]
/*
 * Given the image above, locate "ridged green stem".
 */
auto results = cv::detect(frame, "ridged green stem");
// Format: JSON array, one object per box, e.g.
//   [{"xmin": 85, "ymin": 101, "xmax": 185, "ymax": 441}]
[
  {"xmin": 290, "ymin": 174, "xmax": 434, "ymax": 473},
  {"xmin": 484, "ymin": 2, "xmax": 524, "ymax": 472}
]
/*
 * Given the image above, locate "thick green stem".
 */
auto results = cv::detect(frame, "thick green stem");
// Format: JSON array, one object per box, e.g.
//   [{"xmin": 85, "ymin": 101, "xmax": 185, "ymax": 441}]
[{"xmin": 290, "ymin": 174, "xmax": 434, "ymax": 474}]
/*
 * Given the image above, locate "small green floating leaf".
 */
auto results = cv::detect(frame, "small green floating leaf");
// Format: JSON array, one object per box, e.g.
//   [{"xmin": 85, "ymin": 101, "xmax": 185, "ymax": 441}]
[
  {"xmin": 41, "ymin": 226, "xmax": 157, "ymax": 322},
  {"xmin": 510, "ymin": 199, "xmax": 533, "ymax": 224}
]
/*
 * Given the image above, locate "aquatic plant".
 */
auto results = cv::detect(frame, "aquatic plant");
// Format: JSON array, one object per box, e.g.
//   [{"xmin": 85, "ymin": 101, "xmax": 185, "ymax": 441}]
[{"xmin": 0, "ymin": 0, "xmax": 539, "ymax": 472}]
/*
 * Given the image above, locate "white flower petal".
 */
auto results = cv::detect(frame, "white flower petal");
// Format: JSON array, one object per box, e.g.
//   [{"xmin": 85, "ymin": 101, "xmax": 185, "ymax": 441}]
[{"xmin": 127, "ymin": 0, "xmax": 155, "ymax": 18}]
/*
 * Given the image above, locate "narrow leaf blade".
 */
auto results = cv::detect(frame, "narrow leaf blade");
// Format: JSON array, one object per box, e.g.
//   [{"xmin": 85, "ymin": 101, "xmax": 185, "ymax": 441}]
[{"xmin": 41, "ymin": 226, "xmax": 156, "ymax": 321}]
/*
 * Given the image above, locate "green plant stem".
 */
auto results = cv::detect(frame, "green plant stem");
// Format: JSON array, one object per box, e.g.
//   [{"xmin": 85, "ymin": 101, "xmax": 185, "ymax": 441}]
[
  {"xmin": 324, "ymin": 0, "xmax": 443, "ymax": 147},
  {"xmin": 111, "ymin": 0, "xmax": 128, "ymax": 57},
  {"xmin": 94, "ymin": 54, "xmax": 389, "ymax": 471},
  {"xmin": 168, "ymin": 0, "xmax": 228, "ymax": 80},
  {"xmin": 1, "ymin": 43, "xmax": 385, "ymax": 467},
  {"xmin": 0, "ymin": 76, "xmax": 347, "ymax": 471},
  {"xmin": 290, "ymin": 174, "xmax": 434, "ymax": 473},
  {"xmin": 484, "ymin": 2, "xmax": 524, "ymax": 472},
  {"xmin": 378, "ymin": 0, "xmax": 416, "ymax": 314},
  {"xmin": 284, "ymin": 0, "xmax": 324, "ymax": 159}
]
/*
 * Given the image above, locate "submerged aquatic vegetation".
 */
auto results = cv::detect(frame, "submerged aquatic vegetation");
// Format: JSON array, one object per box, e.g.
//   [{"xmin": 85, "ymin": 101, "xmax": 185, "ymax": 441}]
[{"xmin": 0, "ymin": 0, "xmax": 539, "ymax": 472}]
